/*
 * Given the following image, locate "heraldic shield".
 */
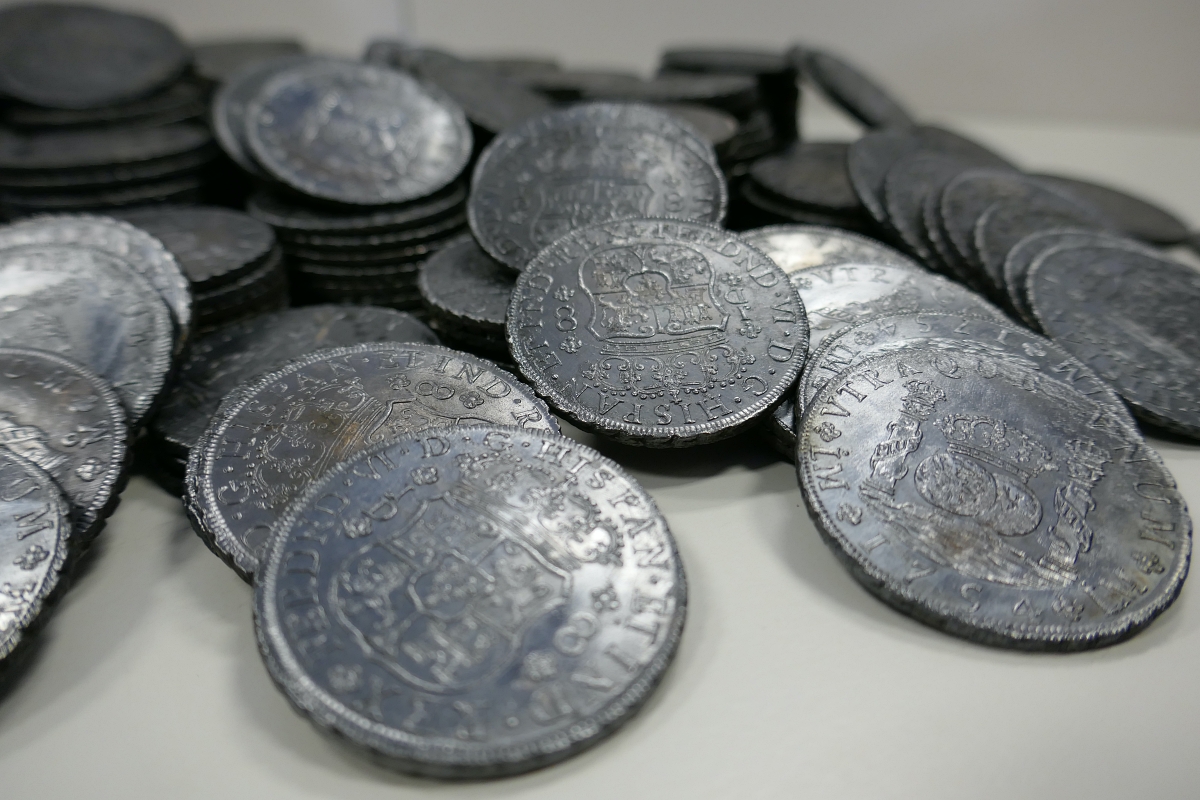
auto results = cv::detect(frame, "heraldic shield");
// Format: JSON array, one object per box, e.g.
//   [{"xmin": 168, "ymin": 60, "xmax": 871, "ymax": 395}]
[{"xmin": 332, "ymin": 492, "xmax": 572, "ymax": 694}]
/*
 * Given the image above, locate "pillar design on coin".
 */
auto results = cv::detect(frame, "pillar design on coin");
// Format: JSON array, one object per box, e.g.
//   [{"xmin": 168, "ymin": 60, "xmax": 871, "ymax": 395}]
[
  {"xmin": 507, "ymin": 218, "xmax": 806, "ymax": 446},
  {"xmin": 186, "ymin": 343, "xmax": 559, "ymax": 579},
  {"xmin": 255, "ymin": 426, "xmax": 686, "ymax": 777},
  {"xmin": 798, "ymin": 348, "xmax": 1191, "ymax": 649}
]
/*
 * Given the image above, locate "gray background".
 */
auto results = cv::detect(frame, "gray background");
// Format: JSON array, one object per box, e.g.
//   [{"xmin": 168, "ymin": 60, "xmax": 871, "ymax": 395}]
[{"xmin": 9, "ymin": 0, "xmax": 1197, "ymax": 128}]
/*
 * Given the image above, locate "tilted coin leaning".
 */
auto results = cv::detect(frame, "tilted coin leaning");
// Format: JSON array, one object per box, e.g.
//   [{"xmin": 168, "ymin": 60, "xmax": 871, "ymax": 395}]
[
  {"xmin": 797, "ymin": 347, "xmax": 1191, "ymax": 649},
  {"xmin": 185, "ymin": 343, "xmax": 559, "ymax": 579},
  {"xmin": 254, "ymin": 425, "xmax": 686, "ymax": 777},
  {"xmin": 507, "ymin": 218, "xmax": 807, "ymax": 446}
]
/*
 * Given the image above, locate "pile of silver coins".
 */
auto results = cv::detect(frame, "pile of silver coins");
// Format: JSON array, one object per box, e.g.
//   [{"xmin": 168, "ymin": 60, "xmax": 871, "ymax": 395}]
[{"xmin": 0, "ymin": 1, "xmax": 1195, "ymax": 781}]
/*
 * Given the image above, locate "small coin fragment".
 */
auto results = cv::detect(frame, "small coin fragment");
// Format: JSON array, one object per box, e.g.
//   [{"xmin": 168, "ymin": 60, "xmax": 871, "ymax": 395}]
[{"xmin": 255, "ymin": 425, "xmax": 686, "ymax": 777}]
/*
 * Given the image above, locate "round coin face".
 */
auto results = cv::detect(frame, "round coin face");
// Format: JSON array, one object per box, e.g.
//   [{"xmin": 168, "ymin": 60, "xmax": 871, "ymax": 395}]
[
  {"xmin": 0, "ymin": 244, "xmax": 174, "ymax": 430},
  {"xmin": 153, "ymin": 305, "xmax": 439, "ymax": 457},
  {"xmin": 1002, "ymin": 228, "xmax": 1128, "ymax": 326},
  {"xmin": 246, "ymin": 60, "xmax": 473, "ymax": 205},
  {"xmin": 255, "ymin": 425, "xmax": 686, "ymax": 777},
  {"xmin": 748, "ymin": 142, "xmax": 861, "ymax": 214},
  {"xmin": 212, "ymin": 53, "xmax": 313, "ymax": 176},
  {"xmin": 0, "ymin": 347, "xmax": 129, "ymax": 542},
  {"xmin": 741, "ymin": 224, "xmax": 916, "ymax": 275},
  {"xmin": 186, "ymin": 343, "xmax": 560, "ymax": 579},
  {"xmin": 0, "ymin": 4, "xmax": 189, "ymax": 110},
  {"xmin": 799, "ymin": 312, "xmax": 1136, "ymax": 425},
  {"xmin": 0, "ymin": 448, "xmax": 70, "ymax": 663},
  {"xmin": 0, "ymin": 214, "xmax": 192, "ymax": 355},
  {"xmin": 469, "ymin": 103, "xmax": 726, "ymax": 271},
  {"xmin": 418, "ymin": 235, "xmax": 514, "ymax": 336},
  {"xmin": 1027, "ymin": 242, "xmax": 1200, "ymax": 439},
  {"xmin": 508, "ymin": 218, "xmax": 805, "ymax": 446},
  {"xmin": 798, "ymin": 347, "xmax": 1191, "ymax": 649}
]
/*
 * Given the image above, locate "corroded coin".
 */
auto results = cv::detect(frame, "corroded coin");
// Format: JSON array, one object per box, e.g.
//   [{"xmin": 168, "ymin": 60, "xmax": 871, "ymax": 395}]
[
  {"xmin": 186, "ymin": 343, "xmax": 559, "ymax": 579},
  {"xmin": 0, "ymin": 4, "xmax": 189, "ymax": 109},
  {"xmin": 507, "ymin": 218, "xmax": 805, "ymax": 446},
  {"xmin": 469, "ymin": 103, "xmax": 726, "ymax": 271},
  {"xmin": 1026, "ymin": 241, "xmax": 1200, "ymax": 439},
  {"xmin": 0, "ymin": 244, "xmax": 174, "ymax": 430},
  {"xmin": 1001, "ymin": 228, "xmax": 1129, "ymax": 325},
  {"xmin": 0, "ymin": 122, "xmax": 211, "ymax": 172},
  {"xmin": 153, "ymin": 305, "xmax": 439, "ymax": 457},
  {"xmin": 765, "ymin": 262, "xmax": 1001, "ymax": 456},
  {"xmin": 798, "ymin": 47, "xmax": 914, "ymax": 129},
  {"xmin": 212, "ymin": 53, "xmax": 312, "ymax": 176},
  {"xmin": 418, "ymin": 235, "xmax": 514, "ymax": 338},
  {"xmin": 799, "ymin": 311, "xmax": 1136, "ymax": 424},
  {"xmin": 0, "ymin": 214, "xmax": 192, "ymax": 355},
  {"xmin": 254, "ymin": 425, "xmax": 685, "ymax": 777},
  {"xmin": 798, "ymin": 347, "xmax": 1191, "ymax": 649},
  {"xmin": 246, "ymin": 59, "xmax": 473, "ymax": 205},
  {"xmin": 747, "ymin": 142, "xmax": 861, "ymax": 215},
  {"xmin": 741, "ymin": 224, "xmax": 917, "ymax": 275},
  {"xmin": 0, "ymin": 448, "xmax": 70, "ymax": 663},
  {"xmin": 0, "ymin": 347, "xmax": 129, "ymax": 542}
]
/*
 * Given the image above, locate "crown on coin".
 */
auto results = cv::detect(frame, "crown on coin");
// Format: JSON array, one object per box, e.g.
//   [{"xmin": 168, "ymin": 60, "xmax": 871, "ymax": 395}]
[
  {"xmin": 898, "ymin": 379, "xmax": 946, "ymax": 421},
  {"xmin": 936, "ymin": 414, "xmax": 1055, "ymax": 482}
]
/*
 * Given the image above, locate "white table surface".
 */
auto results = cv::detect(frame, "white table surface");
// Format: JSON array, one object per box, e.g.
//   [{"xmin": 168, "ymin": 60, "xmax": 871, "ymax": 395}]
[{"xmin": 3, "ymin": 109, "xmax": 1199, "ymax": 799}]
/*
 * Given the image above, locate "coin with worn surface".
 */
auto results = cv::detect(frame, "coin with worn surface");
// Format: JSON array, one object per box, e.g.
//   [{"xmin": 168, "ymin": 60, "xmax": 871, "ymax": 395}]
[
  {"xmin": 0, "ymin": 122, "xmax": 211, "ymax": 171},
  {"xmin": 748, "ymin": 142, "xmax": 861, "ymax": 214},
  {"xmin": 186, "ymin": 343, "xmax": 560, "ymax": 579},
  {"xmin": 508, "ymin": 218, "xmax": 805, "ymax": 446},
  {"xmin": 153, "ymin": 306, "xmax": 440, "ymax": 456},
  {"xmin": 799, "ymin": 47, "xmax": 914, "ymax": 129},
  {"xmin": 798, "ymin": 312, "xmax": 1137, "ymax": 423},
  {"xmin": 0, "ymin": 244, "xmax": 173, "ymax": 429},
  {"xmin": 0, "ymin": 214, "xmax": 192, "ymax": 353},
  {"xmin": 0, "ymin": 448, "xmax": 70, "ymax": 663},
  {"xmin": 1027, "ymin": 242, "xmax": 1200, "ymax": 439},
  {"xmin": 418, "ymin": 235, "xmax": 514, "ymax": 336},
  {"xmin": 412, "ymin": 49, "xmax": 553, "ymax": 137},
  {"xmin": 117, "ymin": 205, "xmax": 276, "ymax": 290},
  {"xmin": 0, "ymin": 4, "xmax": 189, "ymax": 109},
  {"xmin": 741, "ymin": 224, "xmax": 916, "ymax": 275},
  {"xmin": 212, "ymin": 54, "xmax": 312, "ymax": 176},
  {"xmin": 881, "ymin": 151, "xmax": 985, "ymax": 267},
  {"xmin": 1002, "ymin": 228, "xmax": 1130, "ymax": 325},
  {"xmin": 254, "ymin": 424, "xmax": 685, "ymax": 777},
  {"xmin": 469, "ymin": 103, "xmax": 726, "ymax": 271},
  {"xmin": 1032, "ymin": 173, "xmax": 1189, "ymax": 246},
  {"xmin": 0, "ymin": 347, "xmax": 129, "ymax": 542},
  {"xmin": 1, "ymin": 78, "xmax": 206, "ymax": 130},
  {"xmin": 798, "ymin": 347, "xmax": 1191, "ymax": 649},
  {"xmin": 247, "ymin": 182, "xmax": 467, "ymax": 236},
  {"xmin": 765, "ymin": 263, "xmax": 1001, "ymax": 456},
  {"xmin": 246, "ymin": 60, "xmax": 472, "ymax": 205}
]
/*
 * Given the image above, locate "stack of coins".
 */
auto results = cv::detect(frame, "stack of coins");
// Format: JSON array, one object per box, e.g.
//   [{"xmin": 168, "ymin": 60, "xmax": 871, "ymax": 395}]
[
  {"xmin": 214, "ymin": 56, "xmax": 474, "ymax": 311},
  {"xmin": 731, "ymin": 141, "xmax": 873, "ymax": 231},
  {"xmin": 0, "ymin": 5, "xmax": 218, "ymax": 218},
  {"xmin": 117, "ymin": 205, "xmax": 288, "ymax": 332},
  {"xmin": 417, "ymin": 234, "xmax": 515, "ymax": 364}
]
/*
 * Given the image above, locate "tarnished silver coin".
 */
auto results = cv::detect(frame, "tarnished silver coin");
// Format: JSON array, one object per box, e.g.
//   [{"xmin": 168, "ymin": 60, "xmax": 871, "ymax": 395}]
[
  {"xmin": 799, "ymin": 312, "xmax": 1136, "ymax": 425},
  {"xmin": 799, "ymin": 47, "xmax": 914, "ymax": 129},
  {"xmin": 246, "ymin": 60, "xmax": 473, "ymax": 205},
  {"xmin": 212, "ymin": 54, "xmax": 313, "ymax": 177},
  {"xmin": 0, "ymin": 347, "xmax": 129, "ymax": 542},
  {"xmin": 1033, "ymin": 172, "xmax": 1189, "ymax": 246},
  {"xmin": 508, "ymin": 218, "xmax": 806, "ymax": 446},
  {"xmin": 0, "ymin": 4, "xmax": 189, "ymax": 110},
  {"xmin": 254, "ymin": 425, "xmax": 685, "ymax": 777},
  {"xmin": 1002, "ymin": 228, "xmax": 1131, "ymax": 326},
  {"xmin": 153, "ymin": 305, "xmax": 439, "ymax": 457},
  {"xmin": 1026, "ymin": 240, "xmax": 1200, "ymax": 439},
  {"xmin": 0, "ymin": 122, "xmax": 212, "ymax": 172},
  {"xmin": 418, "ymin": 235, "xmax": 514, "ymax": 337},
  {"xmin": 248, "ymin": 182, "xmax": 467, "ymax": 236},
  {"xmin": 0, "ymin": 448, "xmax": 70, "ymax": 663},
  {"xmin": 741, "ymin": 224, "xmax": 917, "ymax": 275},
  {"xmin": 0, "ymin": 244, "xmax": 173, "ymax": 430},
  {"xmin": 186, "ymin": 343, "xmax": 559, "ymax": 579},
  {"xmin": 469, "ymin": 103, "xmax": 726, "ymax": 271},
  {"xmin": 0, "ymin": 214, "xmax": 192, "ymax": 355},
  {"xmin": 765, "ymin": 263, "xmax": 1001, "ymax": 456},
  {"xmin": 798, "ymin": 347, "xmax": 1191, "ymax": 649}
]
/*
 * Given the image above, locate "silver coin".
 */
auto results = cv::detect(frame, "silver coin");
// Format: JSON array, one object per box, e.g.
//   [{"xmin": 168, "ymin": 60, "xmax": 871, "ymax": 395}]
[
  {"xmin": 507, "ymin": 218, "xmax": 806, "ymax": 447},
  {"xmin": 0, "ymin": 448, "xmax": 70, "ymax": 663},
  {"xmin": 417, "ymin": 234, "xmax": 514, "ymax": 337},
  {"xmin": 798, "ymin": 347, "xmax": 1191, "ymax": 649},
  {"xmin": 186, "ymin": 343, "xmax": 560, "ymax": 579},
  {"xmin": 0, "ymin": 347, "xmax": 129, "ymax": 542},
  {"xmin": 212, "ymin": 54, "xmax": 313, "ymax": 176},
  {"xmin": 153, "ymin": 305, "xmax": 439, "ymax": 457},
  {"xmin": 1026, "ymin": 240, "xmax": 1200, "ymax": 439},
  {"xmin": 798, "ymin": 311, "xmax": 1136, "ymax": 425},
  {"xmin": 741, "ymin": 224, "xmax": 918, "ymax": 275},
  {"xmin": 469, "ymin": 103, "xmax": 726, "ymax": 271},
  {"xmin": 0, "ymin": 215, "xmax": 192, "ymax": 356},
  {"xmin": 0, "ymin": 244, "xmax": 173, "ymax": 430},
  {"xmin": 192, "ymin": 38, "xmax": 306, "ymax": 85},
  {"xmin": 254, "ymin": 425, "xmax": 686, "ymax": 777},
  {"xmin": 800, "ymin": 47, "xmax": 914, "ymax": 129},
  {"xmin": 246, "ymin": 60, "xmax": 473, "ymax": 205},
  {"xmin": 1002, "ymin": 228, "xmax": 1130, "ymax": 326}
]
